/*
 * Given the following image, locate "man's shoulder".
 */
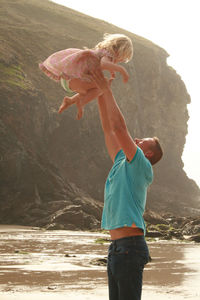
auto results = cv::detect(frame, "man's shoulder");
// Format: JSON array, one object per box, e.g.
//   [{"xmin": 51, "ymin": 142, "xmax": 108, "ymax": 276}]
[
  {"xmin": 128, "ymin": 147, "xmax": 153, "ymax": 178},
  {"xmin": 114, "ymin": 149, "xmax": 125, "ymax": 162}
]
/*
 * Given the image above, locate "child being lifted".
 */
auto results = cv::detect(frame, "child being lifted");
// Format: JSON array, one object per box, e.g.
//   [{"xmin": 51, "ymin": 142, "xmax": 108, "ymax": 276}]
[{"xmin": 39, "ymin": 33, "xmax": 133, "ymax": 119}]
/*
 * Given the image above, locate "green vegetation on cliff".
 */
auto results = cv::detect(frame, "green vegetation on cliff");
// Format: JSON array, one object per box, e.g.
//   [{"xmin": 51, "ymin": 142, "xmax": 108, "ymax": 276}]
[{"xmin": 0, "ymin": 63, "xmax": 32, "ymax": 90}]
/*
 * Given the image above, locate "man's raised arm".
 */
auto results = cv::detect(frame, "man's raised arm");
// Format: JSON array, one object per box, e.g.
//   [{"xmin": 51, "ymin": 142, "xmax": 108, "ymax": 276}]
[{"xmin": 94, "ymin": 70, "xmax": 137, "ymax": 162}]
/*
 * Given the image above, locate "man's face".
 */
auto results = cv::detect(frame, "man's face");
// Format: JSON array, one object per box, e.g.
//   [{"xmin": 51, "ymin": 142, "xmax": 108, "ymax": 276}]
[{"xmin": 134, "ymin": 138, "xmax": 155, "ymax": 154}]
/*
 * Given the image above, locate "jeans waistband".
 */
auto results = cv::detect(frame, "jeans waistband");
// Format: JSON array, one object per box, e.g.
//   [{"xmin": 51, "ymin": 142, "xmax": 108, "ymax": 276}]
[{"xmin": 111, "ymin": 235, "xmax": 145, "ymax": 246}]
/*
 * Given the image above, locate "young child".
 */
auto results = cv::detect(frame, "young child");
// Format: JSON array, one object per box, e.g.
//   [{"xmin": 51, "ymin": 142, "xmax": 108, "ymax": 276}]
[{"xmin": 39, "ymin": 33, "xmax": 133, "ymax": 119}]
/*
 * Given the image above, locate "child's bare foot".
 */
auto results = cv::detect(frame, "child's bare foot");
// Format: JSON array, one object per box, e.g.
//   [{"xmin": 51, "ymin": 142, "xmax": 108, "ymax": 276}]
[
  {"xmin": 58, "ymin": 97, "xmax": 74, "ymax": 114},
  {"xmin": 76, "ymin": 99, "xmax": 84, "ymax": 120}
]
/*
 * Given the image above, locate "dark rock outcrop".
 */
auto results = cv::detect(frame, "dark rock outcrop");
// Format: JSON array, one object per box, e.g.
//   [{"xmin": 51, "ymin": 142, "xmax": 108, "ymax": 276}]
[
  {"xmin": 144, "ymin": 210, "xmax": 200, "ymax": 242},
  {"xmin": 0, "ymin": 0, "xmax": 199, "ymax": 229}
]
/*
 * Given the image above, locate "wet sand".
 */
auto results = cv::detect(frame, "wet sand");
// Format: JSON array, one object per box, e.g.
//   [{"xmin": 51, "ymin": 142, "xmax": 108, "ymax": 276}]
[{"xmin": 0, "ymin": 225, "xmax": 200, "ymax": 299}]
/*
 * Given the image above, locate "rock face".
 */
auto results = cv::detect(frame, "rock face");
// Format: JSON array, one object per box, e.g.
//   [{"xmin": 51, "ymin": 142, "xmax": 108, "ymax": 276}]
[
  {"xmin": 144, "ymin": 210, "xmax": 200, "ymax": 243},
  {"xmin": 0, "ymin": 0, "xmax": 199, "ymax": 229}
]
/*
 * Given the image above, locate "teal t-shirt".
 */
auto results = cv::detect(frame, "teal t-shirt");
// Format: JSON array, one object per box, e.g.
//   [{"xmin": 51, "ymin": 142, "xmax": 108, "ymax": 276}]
[{"xmin": 101, "ymin": 147, "xmax": 153, "ymax": 234}]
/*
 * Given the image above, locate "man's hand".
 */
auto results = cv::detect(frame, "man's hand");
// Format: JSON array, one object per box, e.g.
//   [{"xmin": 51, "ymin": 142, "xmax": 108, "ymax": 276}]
[{"xmin": 89, "ymin": 68, "xmax": 110, "ymax": 93}]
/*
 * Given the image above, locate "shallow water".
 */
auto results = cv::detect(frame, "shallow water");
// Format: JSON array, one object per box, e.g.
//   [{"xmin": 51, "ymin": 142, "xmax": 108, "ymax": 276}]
[{"xmin": 0, "ymin": 225, "xmax": 200, "ymax": 299}]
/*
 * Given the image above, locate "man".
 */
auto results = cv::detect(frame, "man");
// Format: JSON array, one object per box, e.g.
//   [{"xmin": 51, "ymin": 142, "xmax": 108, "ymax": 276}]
[{"xmin": 91, "ymin": 69, "xmax": 163, "ymax": 300}]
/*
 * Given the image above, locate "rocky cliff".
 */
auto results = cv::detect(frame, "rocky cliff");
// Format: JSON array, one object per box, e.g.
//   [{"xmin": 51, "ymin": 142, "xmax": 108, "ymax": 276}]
[{"xmin": 0, "ymin": 0, "xmax": 199, "ymax": 229}]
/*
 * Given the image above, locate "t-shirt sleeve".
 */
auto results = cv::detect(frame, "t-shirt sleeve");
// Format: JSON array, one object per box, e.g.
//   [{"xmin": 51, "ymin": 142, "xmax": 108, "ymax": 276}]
[
  {"xmin": 128, "ymin": 147, "xmax": 153, "ymax": 185},
  {"xmin": 114, "ymin": 149, "xmax": 125, "ymax": 162}
]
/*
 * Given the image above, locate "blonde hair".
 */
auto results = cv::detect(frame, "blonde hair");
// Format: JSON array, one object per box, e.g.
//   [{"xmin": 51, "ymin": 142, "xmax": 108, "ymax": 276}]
[{"xmin": 94, "ymin": 33, "xmax": 133, "ymax": 63}]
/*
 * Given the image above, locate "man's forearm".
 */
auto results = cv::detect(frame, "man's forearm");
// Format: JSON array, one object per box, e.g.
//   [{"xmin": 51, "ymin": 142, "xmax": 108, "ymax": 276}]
[
  {"xmin": 97, "ymin": 88, "xmax": 123, "ymax": 161},
  {"xmin": 97, "ymin": 94, "xmax": 111, "ymax": 133},
  {"xmin": 92, "ymin": 67, "xmax": 127, "ymax": 134},
  {"xmin": 98, "ymin": 87, "xmax": 127, "ymax": 134},
  {"xmin": 93, "ymin": 67, "xmax": 137, "ymax": 162}
]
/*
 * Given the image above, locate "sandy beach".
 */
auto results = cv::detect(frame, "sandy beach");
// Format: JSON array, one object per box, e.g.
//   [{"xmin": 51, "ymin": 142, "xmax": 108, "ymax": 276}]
[{"xmin": 0, "ymin": 225, "xmax": 200, "ymax": 299}]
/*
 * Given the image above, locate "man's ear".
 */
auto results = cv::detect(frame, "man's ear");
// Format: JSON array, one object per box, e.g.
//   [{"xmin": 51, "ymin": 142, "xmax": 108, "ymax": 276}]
[{"xmin": 145, "ymin": 150, "xmax": 153, "ymax": 159}]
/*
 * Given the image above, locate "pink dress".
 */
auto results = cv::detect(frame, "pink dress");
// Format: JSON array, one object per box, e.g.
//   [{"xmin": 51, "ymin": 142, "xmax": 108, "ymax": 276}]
[{"xmin": 39, "ymin": 48, "xmax": 114, "ymax": 82}]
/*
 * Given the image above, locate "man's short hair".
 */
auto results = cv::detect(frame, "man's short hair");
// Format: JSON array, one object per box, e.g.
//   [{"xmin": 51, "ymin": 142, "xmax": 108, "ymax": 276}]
[{"xmin": 149, "ymin": 137, "xmax": 163, "ymax": 165}]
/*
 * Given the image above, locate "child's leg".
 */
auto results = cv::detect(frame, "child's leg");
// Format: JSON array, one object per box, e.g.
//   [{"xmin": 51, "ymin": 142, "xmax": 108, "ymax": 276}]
[
  {"xmin": 58, "ymin": 88, "xmax": 98, "ymax": 115},
  {"xmin": 75, "ymin": 77, "xmax": 113, "ymax": 119},
  {"xmin": 58, "ymin": 78, "xmax": 97, "ymax": 114},
  {"xmin": 58, "ymin": 87, "xmax": 102, "ymax": 118},
  {"xmin": 69, "ymin": 78, "xmax": 96, "ymax": 94},
  {"xmin": 75, "ymin": 88, "xmax": 102, "ymax": 120},
  {"xmin": 58, "ymin": 95, "xmax": 78, "ymax": 114}
]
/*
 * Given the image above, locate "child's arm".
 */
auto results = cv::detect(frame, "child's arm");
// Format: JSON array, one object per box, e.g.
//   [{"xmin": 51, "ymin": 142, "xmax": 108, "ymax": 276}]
[{"xmin": 100, "ymin": 56, "xmax": 129, "ymax": 83}]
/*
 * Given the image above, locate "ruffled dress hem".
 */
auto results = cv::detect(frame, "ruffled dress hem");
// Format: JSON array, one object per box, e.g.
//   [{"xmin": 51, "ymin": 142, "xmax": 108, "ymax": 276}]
[{"xmin": 39, "ymin": 63, "xmax": 61, "ymax": 82}]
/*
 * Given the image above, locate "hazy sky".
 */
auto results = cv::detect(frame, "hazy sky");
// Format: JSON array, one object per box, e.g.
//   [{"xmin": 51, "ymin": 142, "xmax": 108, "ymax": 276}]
[{"xmin": 52, "ymin": 0, "xmax": 200, "ymax": 187}]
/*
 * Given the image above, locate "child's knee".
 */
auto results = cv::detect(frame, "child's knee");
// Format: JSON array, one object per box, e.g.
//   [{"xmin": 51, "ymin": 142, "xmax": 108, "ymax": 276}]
[
  {"xmin": 69, "ymin": 78, "xmax": 94, "ymax": 94},
  {"xmin": 69, "ymin": 79, "xmax": 84, "ymax": 93}
]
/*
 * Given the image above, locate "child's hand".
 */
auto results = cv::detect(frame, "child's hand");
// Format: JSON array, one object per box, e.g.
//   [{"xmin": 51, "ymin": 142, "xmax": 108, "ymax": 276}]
[
  {"xmin": 110, "ymin": 71, "xmax": 116, "ymax": 79},
  {"xmin": 121, "ymin": 69, "xmax": 129, "ymax": 83},
  {"xmin": 107, "ymin": 77, "xmax": 114, "ymax": 87}
]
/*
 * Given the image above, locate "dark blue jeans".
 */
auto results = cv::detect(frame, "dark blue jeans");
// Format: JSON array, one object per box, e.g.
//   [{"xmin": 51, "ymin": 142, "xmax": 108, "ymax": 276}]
[{"xmin": 107, "ymin": 235, "xmax": 149, "ymax": 300}]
